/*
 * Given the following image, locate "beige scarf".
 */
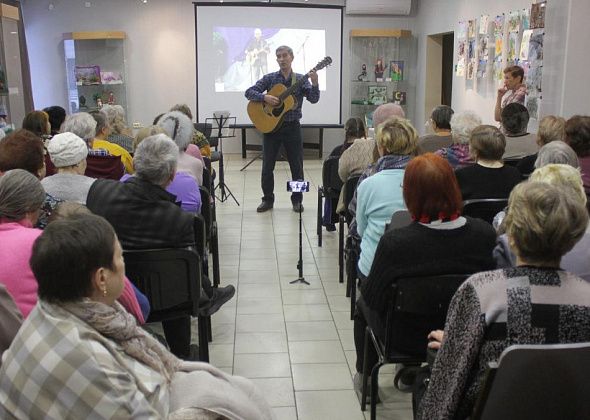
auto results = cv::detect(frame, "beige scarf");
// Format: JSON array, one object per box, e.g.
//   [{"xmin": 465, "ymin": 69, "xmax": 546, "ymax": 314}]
[{"xmin": 62, "ymin": 299, "xmax": 181, "ymax": 382}]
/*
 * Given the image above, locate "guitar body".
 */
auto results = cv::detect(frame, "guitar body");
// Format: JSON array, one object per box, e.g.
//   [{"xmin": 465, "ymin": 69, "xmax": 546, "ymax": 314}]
[{"xmin": 247, "ymin": 83, "xmax": 297, "ymax": 134}]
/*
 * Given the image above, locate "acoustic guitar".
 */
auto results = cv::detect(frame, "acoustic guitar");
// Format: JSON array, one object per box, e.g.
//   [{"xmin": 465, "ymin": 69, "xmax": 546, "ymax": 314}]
[{"xmin": 247, "ymin": 56, "xmax": 332, "ymax": 133}]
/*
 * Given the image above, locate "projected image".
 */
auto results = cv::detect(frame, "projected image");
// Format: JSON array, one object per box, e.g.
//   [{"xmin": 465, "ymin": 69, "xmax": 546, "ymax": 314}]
[{"xmin": 213, "ymin": 26, "xmax": 326, "ymax": 92}]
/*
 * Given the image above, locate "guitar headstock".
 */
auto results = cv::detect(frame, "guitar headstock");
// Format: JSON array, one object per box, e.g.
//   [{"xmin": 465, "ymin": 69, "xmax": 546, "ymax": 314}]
[{"xmin": 313, "ymin": 56, "xmax": 332, "ymax": 72}]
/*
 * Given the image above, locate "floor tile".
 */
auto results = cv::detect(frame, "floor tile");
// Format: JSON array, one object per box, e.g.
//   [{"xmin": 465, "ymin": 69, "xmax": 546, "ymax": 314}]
[
  {"xmin": 282, "ymin": 289, "xmax": 327, "ymax": 305},
  {"xmin": 332, "ymin": 311, "xmax": 354, "ymax": 330},
  {"xmin": 237, "ymin": 297, "xmax": 283, "ymax": 314},
  {"xmin": 236, "ymin": 313, "xmax": 285, "ymax": 333},
  {"xmin": 292, "ymin": 363, "xmax": 353, "ymax": 391},
  {"xmin": 238, "ymin": 283, "xmax": 281, "ymax": 298},
  {"xmin": 249, "ymin": 378, "xmax": 295, "ymax": 407},
  {"xmin": 208, "ymin": 343, "xmax": 234, "ymax": 368},
  {"xmin": 288, "ymin": 340, "xmax": 347, "ymax": 364},
  {"xmin": 327, "ymin": 295, "xmax": 352, "ymax": 312},
  {"xmin": 286, "ymin": 321, "xmax": 339, "ymax": 341},
  {"xmin": 295, "ymin": 390, "xmax": 364, "ymax": 420},
  {"xmin": 235, "ymin": 332, "xmax": 288, "ymax": 354},
  {"xmin": 233, "ymin": 353, "xmax": 291, "ymax": 378},
  {"xmin": 283, "ymin": 304, "xmax": 332, "ymax": 322},
  {"xmin": 338, "ymin": 329, "xmax": 356, "ymax": 351},
  {"xmin": 272, "ymin": 406, "xmax": 298, "ymax": 420}
]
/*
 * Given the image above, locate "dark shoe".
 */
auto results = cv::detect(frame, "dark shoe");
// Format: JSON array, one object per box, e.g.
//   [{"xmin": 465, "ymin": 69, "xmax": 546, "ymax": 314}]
[
  {"xmin": 394, "ymin": 365, "xmax": 419, "ymax": 393},
  {"xmin": 325, "ymin": 223, "xmax": 336, "ymax": 232},
  {"xmin": 292, "ymin": 202, "xmax": 304, "ymax": 213},
  {"xmin": 179, "ymin": 344, "xmax": 200, "ymax": 361},
  {"xmin": 257, "ymin": 201, "xmax": 273, "ymax": 213},
  {"xmin": 353, "ymin": 372, "xmax": 381, "ymax": 404},
  {"xmin": 201, "ymin": 285, "xmax": 235, "ymax": 316}
]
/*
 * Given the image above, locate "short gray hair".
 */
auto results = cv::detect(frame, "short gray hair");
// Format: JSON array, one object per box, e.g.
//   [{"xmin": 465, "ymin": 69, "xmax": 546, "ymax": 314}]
[
  {"xmin": 91, "ymin": 111, "xmax": 109, "ymax": 136},
  {"xmin": 451, "ymin": 111, "xmax": 482, "ymax": 144},
  {"xmin": 0, "ymin": 169, "xmax": 46, "ymax": 221},
  {"xmin": 535, "ymin": 141, "xmax": 580, "ymax": 169},
  {"xmin": 133, "ymin": 134, "xmax": 179, "ymax": 186},
  {"xmin": 373, "ymin": 103, "xmax": 405, "ymax": 129},
  {"xmin": 101, "ymin": 104, "xmax": 127, "ymax": 135},
  {"xmin": 61, "ymin": 113, "xmax": 97, "ymax": 142},
  {"xmin": 276, "ymin": 45, "xmax": 293, "ymax": 57},
  {"xmin": 157, "ymin": 111, "xmax": 193, "ymax": 152}
]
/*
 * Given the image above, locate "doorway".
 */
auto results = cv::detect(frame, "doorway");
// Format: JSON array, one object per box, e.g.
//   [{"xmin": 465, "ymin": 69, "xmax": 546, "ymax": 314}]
[{"xmin": 424, "ymin": 32, "xmax": 454, "ymax": 119}]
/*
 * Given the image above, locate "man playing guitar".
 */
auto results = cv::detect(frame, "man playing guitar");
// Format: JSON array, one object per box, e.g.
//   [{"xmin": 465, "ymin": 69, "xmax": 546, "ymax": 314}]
[
  {"xmin": 245, "ymin": 28, "xmax": 270, "ymax": 81},
  {"xmin": 245, "ymin": 45, "xmax": 319, "ymax": 213}
]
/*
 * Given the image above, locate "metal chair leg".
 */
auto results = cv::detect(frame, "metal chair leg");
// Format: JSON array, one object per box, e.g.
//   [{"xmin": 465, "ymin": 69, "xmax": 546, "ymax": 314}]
[
  {"xmin": 317, "ymin": 188, "xmax": 323, "ymax": 247},
  {"xmin": 361, "ymin": 326, "xmax": 371, "ymax": 411},
  {"xmin": 197, "ymin": 315, "xmax": 210, "ymax": 362},
  {"xmin": 207, "ymin": 316, "xmax": 212, "ymax": 342},
  {"xmin": 211, "ymin": 222, "xmax": 220, "ymax": 287},
  {"xmin": 370, "ymin": 362, "xmax": 384, "ymax": 420},
  {"xmin": 338, "ymin": 217, "xmax": 344, "ymax": 283},
  {"xmin": 350, "ymin": 277, "xmax": 357, "ymax": 320}
]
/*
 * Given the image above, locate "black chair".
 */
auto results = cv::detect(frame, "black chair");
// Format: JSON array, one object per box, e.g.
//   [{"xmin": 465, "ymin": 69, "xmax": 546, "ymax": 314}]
[
  {"xmin": 463, "ymin": 198, "xmax": 508, "ymax": 225},
  {"xmin": 361, "ymin": 274, "xmax": 469, "ymax": 419},
  {"xmin": 194, "ymin": 122, "xmax": 212, "ymax": 140},
  {"xmin": 202, "ymin": 167, "xmax": 212, "ymax": 194},
  {"xmin": 123, "ymin": 248, "xmax": 210, "ymax": 363},
  {"xmin": 340, "ymin": 175, "xmax": 360, "ymax": 313},
  {"xmin": 503, "ymin": 157, "xmax": 522, "ymax": 167},
  {"xmin": 317, "ymin": 156, "xmax": 343, "ymax": 247},
  {"xmin": 200, "ymin": 186, "xmax": 220, "ymax": 288},
  {"xmin": 472, "ymin": 342, "xmax": 590, "ymax": 420},
  {"xmin": 385, "ymin": 210, "xmax": 412, "ymax": 232}
]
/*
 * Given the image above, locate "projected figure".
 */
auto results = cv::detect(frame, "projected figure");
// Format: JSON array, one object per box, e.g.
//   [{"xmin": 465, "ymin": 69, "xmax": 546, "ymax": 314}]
[
  {"xmin": 245, "ymin": 28, "xmax": 271, "ymax": 83},
  {"xmin": 245, "ymin": 45, "xmax": 320, "ymax": 213}
]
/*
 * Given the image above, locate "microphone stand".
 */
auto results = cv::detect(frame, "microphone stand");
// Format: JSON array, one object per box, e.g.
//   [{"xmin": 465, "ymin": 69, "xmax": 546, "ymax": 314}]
[{"xmin": 290, "ymin": 203, "xmax": 309, "ymax": 285}]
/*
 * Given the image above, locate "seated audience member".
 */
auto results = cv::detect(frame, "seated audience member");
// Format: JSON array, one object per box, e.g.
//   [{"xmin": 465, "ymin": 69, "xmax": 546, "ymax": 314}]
[
  {"xmin": 534, "ymin": 140, "xmax": 580, "ymax": 169},
  {"xmin": 455, "ymin": 125, "xmax": 522, "ymax": 200},
  {"xmin": 86, "ymin": 134, "xmax": 234, "ymax": 359},
  {"xmin": 62, "ymin": 112, "xmax": 102, "ymax": 154},
  {"xmin": 0, "ymin": 129, "xmax": 61, "ymax": 228},
  {"xmin": 338, "ymin": 103, "xmax": 405, "ymax": 183},
  {"xmin": 501, "ymin": 103, "xmax": 537, "ymax": 159},
  {"xmin": 91, "ymin": 111, "xmax": 134, "ymax": 174},
  {"xmin": 517, "ymin": 115, "xmax": 566, "ymax": 175},
  {"xmin": 494, "ymin": 164, "xmax": 590, "ymax": 281},
  {"xmin": 170, "ymin": 104, "xmax": 212, "ymax": 158},
  {"xmin": 42, "ymin": 132, "xmax": 96, "ymax": 204},
  {"xmin": 0, "ymin": 170, "xmax": 45, "ymax": 318},
  {"xmin": 435, "ymin": 110, "xmax": 481, "ymax": 169},
  {"xmin": 564, "ymin": 115, "xmax": 590, "ymax": 195},
  {"xmin": 123, "ymin": 126, "xmax": 201, "ymax": 213},
  {"xmin": 43, "ymin": 105, "xmax": 67, "ymax": 136},
  {"xmin": 48, "ymin": 201, "xmax": 149, "ymax": 324},
  {"xmin": 100, "ymin": 104, "xmax": 134, "ymax": 153},
  {"xmin": 323, "ymin": 117, "xmax": 366, "ymax": 231},
  {"xmin": 418, "ymin": 181, "xmax": 590, "ymax": 420},
  {"xmin": 0, "ymin": 283, "xmax": 22, "ymax": 361},
  {"xmin": 353, "ymin": 153, "xmax": 496, "ymax": 392},
  {"xmin": 21, "ymin": 110, "xmax": 51, "ymax": 141},
  {"xmin": 356, "ymin": 117, "xmax": 418, "ymax": 279},
  {"xmin": 419, "ymin": 105, "xmax": 454, "ymax": 153},
  {"xmin": 494, "ymin": 65, "xmax": 527, "ymax": 122},
  {"xmin": 0, "ymin": 214, "xmax": 273, "ymax": 419},
  {"xmin": 158, "ymin": 111, "xmax": 204, "ymax": 186}
]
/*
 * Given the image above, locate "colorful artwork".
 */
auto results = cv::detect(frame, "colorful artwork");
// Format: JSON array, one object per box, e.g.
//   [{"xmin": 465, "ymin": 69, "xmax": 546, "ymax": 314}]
[
  {"xmin": 494, "ymin": 60, "xmax": 504, "ymax": 81},
  {"xmin": 508, "ymin": 32, "xmax": 519, "ymax": 61},
  {"xmin": 477, "ymin": 60, "xmax": 488, "ymax": 78},
  {"xmin": 458, "ymin": 21, "xmax": 467, "ymax": 39},
  {"xmin": 368, "ymin": 85, "xmax": 387, "ymax": 105},
  {"xmin": 519, "ymin": 30, "xmax": 532, "ymax": 61},
  {"xmin": 468, "ymin": 40, "xmax": 476, "ymax": 59},
  {"xmin": 389, "ymin": 60, "xmax": 404, "ymax": 81},
  {"xmin": 479, "ymin": 36, "xmax": 490, "ymax": 61},
  {"xmin": 494, "ymin": 15, "xmax": 505, "ymax": 35},
  {"xmin": 521, "ymin": 8, "xmax": 530, "ymax": 30},
  {"xmin": 468, "ymin": 20, "xmax": 476, "ymax": 38},
  {"xmin": 100, "ymin": 71, "xmax": 123, "ymax": 85},
  {"xmin": 495, "ymin": 36, "xmax": 503, "ymax": 57},
  {"xmin": 75, "ymin": 65, "xmax": 101, "ymax": 85},
  {"xmin": 392, "ymin": 91, "xmax": 407, "ymax": 105},
  {"xmin": 528, "ymin": 30, "xmax": 544, "ymax": 61},
  {"xmin": 508, "ymin": 11, "xmax": 520, "ymax": 33},
  {"xmin": 530, "ymin": 1, "xmax": 546, "ymax": 29},
  {"xmin": 479, "ymin": 14, "xmax": 489, "ymax": 34},
  {"xmin": 467, "ymin": 59, "xmax": 475, "ymax": 80},
  {"xmin": 458, "ymin": 41, "xmax": 466, "ymax": 59},
  {"xmin": 456, "ymin": 59, "xmax": 466, "ymax": 77}
]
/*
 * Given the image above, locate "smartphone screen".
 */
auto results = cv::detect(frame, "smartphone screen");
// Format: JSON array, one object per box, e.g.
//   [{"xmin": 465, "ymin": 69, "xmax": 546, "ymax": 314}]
[{"xmin": 287, "ymin": 181, "xmax": 310, "ymax": 193}]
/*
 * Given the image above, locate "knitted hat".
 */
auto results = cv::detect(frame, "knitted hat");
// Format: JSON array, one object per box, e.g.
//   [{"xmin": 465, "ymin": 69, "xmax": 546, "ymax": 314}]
[{"xmin": 47, "ymin": 132, "xmax": 88, "ymax": 167}]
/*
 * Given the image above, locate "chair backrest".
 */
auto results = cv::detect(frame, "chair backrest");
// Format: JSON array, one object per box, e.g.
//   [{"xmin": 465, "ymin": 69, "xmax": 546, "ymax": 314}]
[
  {"xmin": 322, "ymin": 156, "xmax": 343, "ymax": 195},
  {"xmin": 193, "ymin": 214, "xmax": 207, "ymax": 255},
  {"xmin": 85, "ymin": 154, "xmax": 125, "ymax": 180},
  {"xmin": 123, "ymin": 248, "xmax": 201, "ymax": 322},
  {"xmin": 199, "ymin": 186, "xmax": 212, "ymax": 243},
  {"xmin": 472, "ymin": 343, "xmax": 590, "ymax": 420},
  {"xmin": 503, "ymin": 157, "xmax": 522, "ymax": 167},
  {"xmin": 384, "ymin": 274, "xmax": 468, "ymax": 356},
  {"xmin": 341, "ymin": 175, "xmax": 361, "ymax": 225},
  {"xmin": 462, "ymin": 198, "xmax": 508, "ymax": 225},
  {"xmin": 202, "ymin": 167, "xmax": 212, "ymax": 193},
  {"xmin": 194, "ymin": 123, "xmax": 212, "ymax": 139},
  {"xmin": 387, "ymin": 210, "xmax": 412, "ymax": 231}
]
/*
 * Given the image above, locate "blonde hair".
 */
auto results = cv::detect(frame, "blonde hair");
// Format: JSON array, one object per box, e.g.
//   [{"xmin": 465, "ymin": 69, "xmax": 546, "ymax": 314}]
[
  {"xmin": 101, "ymin": 104, "xmax": 130, "ymax": 136},
  {"xmin": 538, "ymin": 115, "xmax": 566, "ymax": 146},
  {"xmin": 133, "ymin": 125, "xmax": 166, "ymax": 152},
  {"xmin": 529, "ymin": 164, "xmax": 586, "ymax": 205},
  {"xmin": 505, "ymin": 181, "xmax": 588, "ymax": 265},
  {"xmin": 375, "ymin": 117, "xmax": 418, "ymax": 156}
]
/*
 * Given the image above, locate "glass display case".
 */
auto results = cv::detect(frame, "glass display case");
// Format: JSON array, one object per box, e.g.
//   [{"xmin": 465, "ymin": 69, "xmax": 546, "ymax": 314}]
[
  {"xmin": 63, "ymin": 31, "xmax": 127, "ymax": 114},
  {"xmin": 349, "ymin": 29, "xmax": 415, "ymax": 128}
]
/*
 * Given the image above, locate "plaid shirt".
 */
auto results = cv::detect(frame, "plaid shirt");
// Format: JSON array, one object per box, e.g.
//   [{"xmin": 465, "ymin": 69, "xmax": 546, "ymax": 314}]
[
  {"xmin": 108, "ymin": 133, "xmax": 134, "ymax": 153},
  {"xmin": 88, "ymin": 147, "xmax": 110, "ymax": 157},
  {"xmin": 501, "ymin": 84, "xmax": 527, "ymax": 108},
  {"xmin": 245, "ymin": 70, "xmax": 320, "ymax": 122},
  {"xmin": 0, "ymin": 301, "xmax": 169, "ymax": 418}
]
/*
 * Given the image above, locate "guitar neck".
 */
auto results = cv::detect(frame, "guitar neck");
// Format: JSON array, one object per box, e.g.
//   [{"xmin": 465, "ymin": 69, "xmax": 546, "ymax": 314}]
[{"xmin": 278, "ymin": 73, "xmax": 310, "ymax": 102}]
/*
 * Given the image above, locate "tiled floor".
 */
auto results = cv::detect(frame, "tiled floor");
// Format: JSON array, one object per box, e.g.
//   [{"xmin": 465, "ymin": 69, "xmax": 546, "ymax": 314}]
[{"xmin": 195, "ymin": 154, "xmax": 413, "ymax": 420}]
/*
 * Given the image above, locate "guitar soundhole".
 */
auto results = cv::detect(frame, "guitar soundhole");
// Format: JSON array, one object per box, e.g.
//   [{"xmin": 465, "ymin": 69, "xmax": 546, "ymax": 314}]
[{"xmin": 272, "ymin": 104, "xmax": 284, "ymax": 117}]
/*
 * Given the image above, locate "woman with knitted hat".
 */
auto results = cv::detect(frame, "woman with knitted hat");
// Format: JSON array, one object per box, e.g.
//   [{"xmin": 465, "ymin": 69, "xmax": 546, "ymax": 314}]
[{"xmin": 41, "ymin": 132, "xmax": 96, "ymax": 204}]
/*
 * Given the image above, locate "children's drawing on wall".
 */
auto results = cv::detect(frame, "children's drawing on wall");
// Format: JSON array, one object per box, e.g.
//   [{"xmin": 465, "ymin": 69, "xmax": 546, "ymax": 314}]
[
  {"xmin": 519, "ymin": 29, "xmax": 532, "ymax": 61},
  {"xmin": 456, "ymin": 59, "xmax": 466, "ymax": 77},
  {"xmin": 526, "ymin": 96, "xmax": 539, "ymax": 120},
  {"xmin": 458, "ymin": 21, "xmax": 467, "ymax": 39},
  {"xmin": 521, "ymin": 8, "xmax": 530, "ymax": 30},
  {"xmin": 495, "ymin": 36, "xmax": 503, "ymax": 57},
  {"xmin": 508, "ymin": 10, "xmax": 520, "ymax": 33},
  {"xmin": 494, "ymin": 60, "xmax": 503, "ymax": 81},
  {"xmin": 508, "ymin": 32, "xmax": 519, "ymax": 61},
  {"xmin": 479, "ymin": 36, "xmax": 490, "ymax": 61},
  {"xmin": 468, "ymin": 20, "xmax": 476, "ymax": 38},
  {"xmin": 477, "ymin": 60, "xmax": 488, "ymax": 78},
  {"xmin": 528, "ymin": 31, "xmax": 544, "ymax": 61},
  {"xmin": 468, "ymin": 40, "xmax": 476, "ymax": 59},
  {"xmin": 526, "ymin": 65, "xmax": 543, "ymax": 93},
  {"xmin": 530, "ymin": 1, "xmax": 546, "ymax": 29},
  {"xmin": 479, "ymin": 15, "xmax": 489, "ymax": 34},
  {"xmin": 494, "ymin": 15, "xmax": 505, "ymax": 35},
  {"xmin": 467, "ymin": 60, "xmax": 475, "ymax": 80}
]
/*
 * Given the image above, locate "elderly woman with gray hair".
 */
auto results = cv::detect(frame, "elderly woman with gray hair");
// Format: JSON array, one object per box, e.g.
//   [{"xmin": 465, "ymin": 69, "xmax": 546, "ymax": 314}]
[
  {"xmin": 157, "ymin": 111, "xmax": 204, "ymax": 186},
  {"xmin": 435, "ymin": 110, "xmax": 482, "ymax": 168},
  {"xmin": 101, "ymin": 104, "xmax": 134, "ymax": 153},
  {"xmin": 0, "ymin": 169, "xmax": 45, "ymax": 318},
  {"xmin": 42, "ymin": 132, "xmax": 96, "ymax": 204}
]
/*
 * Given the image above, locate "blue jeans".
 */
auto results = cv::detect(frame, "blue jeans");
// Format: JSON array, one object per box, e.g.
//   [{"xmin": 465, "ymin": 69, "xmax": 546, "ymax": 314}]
[{"xmin": 261, "ymin": 121, "xmax": 304, "ymax": 204}]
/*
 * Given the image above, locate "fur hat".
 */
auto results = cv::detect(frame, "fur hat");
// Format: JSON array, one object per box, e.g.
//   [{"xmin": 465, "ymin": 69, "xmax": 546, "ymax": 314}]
[
  {"xmin": 47, "ymin": 132, "xmax": 88, "ymax": 167},
  {"xmin": 156, "ymin": 110, "xmax": 193, "ymax": 151}
]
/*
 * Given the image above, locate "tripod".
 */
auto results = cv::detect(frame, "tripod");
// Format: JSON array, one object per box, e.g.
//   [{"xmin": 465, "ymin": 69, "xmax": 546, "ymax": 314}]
[
  {"xmin": 208, "ymin": 114, "xmax": 239, "ymax": 206},
  {"xmin": 290, "ymin": 202, "xmax": 309, "ymax": 285}
]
